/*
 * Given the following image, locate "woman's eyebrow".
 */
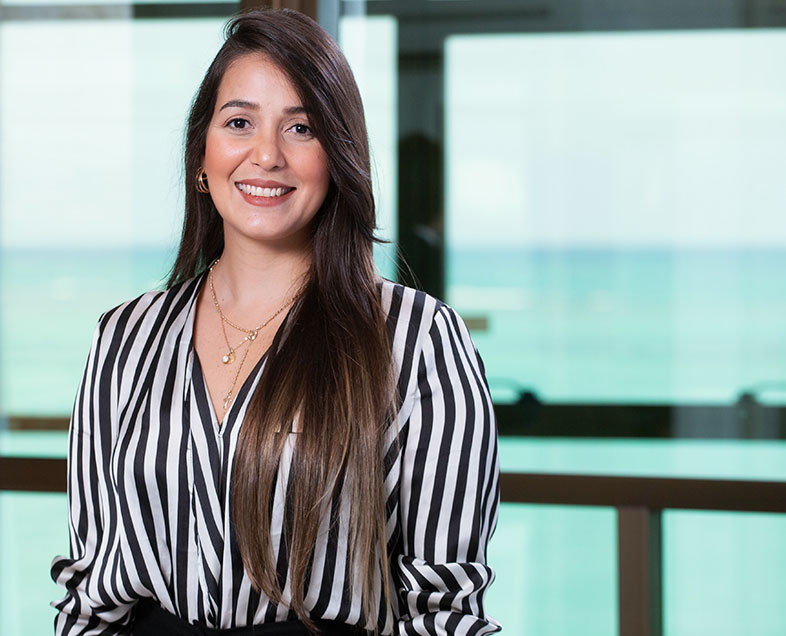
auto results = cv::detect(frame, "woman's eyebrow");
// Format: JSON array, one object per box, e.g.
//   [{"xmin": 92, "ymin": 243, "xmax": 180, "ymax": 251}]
[
  {"xmin": 219, "ymin": 99, "xmax": 258, "ymax": 111},
  {"xmin": 218, "ymin": 100, "xmax": 307, "ymax": 115}
]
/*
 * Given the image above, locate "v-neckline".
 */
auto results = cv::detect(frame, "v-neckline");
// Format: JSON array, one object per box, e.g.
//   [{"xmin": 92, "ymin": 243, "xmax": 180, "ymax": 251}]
[
  {"xmin": 184, "ymin": 271, "xmax": 273, "ymax": 432},
  {"xmin": 191, "ymin": 346, "xmax": 269, "ymax": 432}
]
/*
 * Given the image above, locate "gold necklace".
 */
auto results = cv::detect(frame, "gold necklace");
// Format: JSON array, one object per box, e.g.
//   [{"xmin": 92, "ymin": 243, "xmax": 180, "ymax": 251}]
[{"xmin": 208, "ymin": 258, "xmax": 302, "ymax": 410}]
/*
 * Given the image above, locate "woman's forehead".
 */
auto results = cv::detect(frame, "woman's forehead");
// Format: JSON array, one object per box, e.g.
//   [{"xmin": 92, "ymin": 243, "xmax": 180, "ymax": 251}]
[{"xmin": 215, "ymin": 53, "xmax": 303, "ymax": 112}]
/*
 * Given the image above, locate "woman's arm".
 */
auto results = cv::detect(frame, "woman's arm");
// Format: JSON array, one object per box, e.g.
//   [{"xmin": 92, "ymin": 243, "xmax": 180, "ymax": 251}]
[
  {"xmin": 50, "ymin": 314, "xmax": 136, "ymax": 635},
  {"xmin": 395, "ymin": 304, "xmax": 501, "ymax": 635}
]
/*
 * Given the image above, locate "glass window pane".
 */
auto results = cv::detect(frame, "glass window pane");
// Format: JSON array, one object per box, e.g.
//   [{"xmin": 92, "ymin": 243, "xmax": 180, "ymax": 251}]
[
  {"xmin": 338, "ymin": 14, "xmax": 398, "ymax": 278},
  {"xmin": 500, "ymin": 438, "xmax": 786, "ymax": 481},
  {"xmin": 0, "ymin": 492, "xmax": 67, "ymax": 635},
  {"xmin": 0, "ymin": 430, "xmax": 68, "ymax": 457},
  {"xmin": 0, "ymin": 18, "xmax": 227, "ymax": 418},
  {"xmin": 487, "ymin": 503, "xmax": 617, "ymax": 635},
  {"xmin": 444, "ymin": 30, "xmax": 786, "ymax": 405},
  {"xmin": 665, "ymin": 510, "xmax": 786, "ymax": 636}
]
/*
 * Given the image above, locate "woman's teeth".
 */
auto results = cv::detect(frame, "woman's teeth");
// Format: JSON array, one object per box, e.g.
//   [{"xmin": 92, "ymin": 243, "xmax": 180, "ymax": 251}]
[{"xmin": 236, "ymin": 183, "xmax": 292, "ymax": 197}]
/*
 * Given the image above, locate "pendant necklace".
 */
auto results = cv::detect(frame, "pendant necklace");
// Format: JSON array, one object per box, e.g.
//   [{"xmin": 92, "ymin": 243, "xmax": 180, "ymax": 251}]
[{"xmin": 208, "ymin": 258, "xmax": 302, "ymax": 410}]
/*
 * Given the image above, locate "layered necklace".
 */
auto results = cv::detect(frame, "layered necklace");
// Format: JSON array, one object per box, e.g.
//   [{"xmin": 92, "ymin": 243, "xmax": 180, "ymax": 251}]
[{"xmin": 208, "ymin": 258, "xmax": 302, "ymax": 411}]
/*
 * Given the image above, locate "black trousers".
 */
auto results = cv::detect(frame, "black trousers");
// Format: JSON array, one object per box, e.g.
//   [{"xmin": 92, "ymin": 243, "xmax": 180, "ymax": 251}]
[{"xmin": 133, "ymin": 600, "xmax": 367, "ymax": 636}]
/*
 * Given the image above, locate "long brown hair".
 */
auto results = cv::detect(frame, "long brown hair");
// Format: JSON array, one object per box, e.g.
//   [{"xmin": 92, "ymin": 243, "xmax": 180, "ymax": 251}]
[{"xmin": 169, "ymin": 9, "xmax": 394, "ymax": 631}]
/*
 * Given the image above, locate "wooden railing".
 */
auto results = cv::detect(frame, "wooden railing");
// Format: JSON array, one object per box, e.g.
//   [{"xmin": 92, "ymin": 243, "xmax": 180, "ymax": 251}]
[
  {"xmin": 501, "ymin": 472, "xmax": 786, "ymax": 636},
  {"xmin": 3, "ymin": 456, "xmax": 786, "ymax": 636}
]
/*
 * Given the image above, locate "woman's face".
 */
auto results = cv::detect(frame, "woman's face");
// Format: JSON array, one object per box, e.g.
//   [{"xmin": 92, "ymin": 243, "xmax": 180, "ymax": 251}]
[{"xmin": 203, "ymin": 53, "xmax": 330, "ymax": 250}]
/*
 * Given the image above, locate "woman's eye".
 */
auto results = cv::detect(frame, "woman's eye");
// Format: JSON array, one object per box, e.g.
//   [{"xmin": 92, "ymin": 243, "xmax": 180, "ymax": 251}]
[
  {"xmin": 291, "ymin": 123, "xmax": 313, "ymax": 136},
  {"xmin": 228, "ymin": 118, "xmax": 249, "ymax": 130}
]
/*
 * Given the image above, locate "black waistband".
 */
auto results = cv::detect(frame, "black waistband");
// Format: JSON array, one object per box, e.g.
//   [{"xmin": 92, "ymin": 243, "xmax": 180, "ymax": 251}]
[{"xmin": 133, "ymin": 600, "xmax": 367, "ymax": 636}]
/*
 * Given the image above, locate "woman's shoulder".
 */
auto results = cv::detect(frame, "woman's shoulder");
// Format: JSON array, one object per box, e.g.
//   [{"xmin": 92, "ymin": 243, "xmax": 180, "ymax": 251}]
[
  {"xmin": 379, "ymin": 278, "xmax": 442, "ymax": 329},
  {"xmin": 378, "ymin": 279, "xmax": 492, "ymax": 430},
  {"xmin": 377, "ymin": 278, "xmax": 474, "ymax": 365},
  {"xmin": 94, "ymin": 274, "xmax": 203, "ymax": 345},
  {"xmin": 377, "ymin": 277, "xmax": 466, "ymax": 329}
]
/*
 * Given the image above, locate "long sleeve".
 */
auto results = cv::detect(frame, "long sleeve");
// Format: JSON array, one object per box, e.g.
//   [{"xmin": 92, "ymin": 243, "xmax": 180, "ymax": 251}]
[
  {"xmin": 50, "ymin": 314, "xmax": 136, "ymax": 635},
  {"xmin": 395, "ymin": 304, "xmax": 501, "ymax": 635}
]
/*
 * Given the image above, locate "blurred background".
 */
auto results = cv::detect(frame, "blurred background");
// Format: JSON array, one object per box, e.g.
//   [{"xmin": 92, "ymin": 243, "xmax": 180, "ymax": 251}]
[{"xmin": 1, "ymin": 0, "xmax": 786, "ymax": 634}]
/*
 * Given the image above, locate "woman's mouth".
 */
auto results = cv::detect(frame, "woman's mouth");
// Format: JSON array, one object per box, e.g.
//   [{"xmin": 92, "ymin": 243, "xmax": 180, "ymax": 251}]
[{"xmin": 235, "ymin": 183, "xmax": 295, "ymax": 198}]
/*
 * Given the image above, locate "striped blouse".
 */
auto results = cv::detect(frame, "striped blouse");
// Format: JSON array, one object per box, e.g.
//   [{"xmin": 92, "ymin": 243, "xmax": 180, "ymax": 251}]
[{"xmin": 50, "ymin": 275, "xmax": 501, "ymax": 635}]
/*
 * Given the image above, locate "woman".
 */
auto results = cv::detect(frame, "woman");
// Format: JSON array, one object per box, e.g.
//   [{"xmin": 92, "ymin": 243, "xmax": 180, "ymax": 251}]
[{"xmin": 51, "ymin": 9, "xmax": 500, "ymax": 635}]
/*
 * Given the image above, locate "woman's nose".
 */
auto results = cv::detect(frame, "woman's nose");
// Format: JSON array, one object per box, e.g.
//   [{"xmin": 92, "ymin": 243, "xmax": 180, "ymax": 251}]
[{"xmin": 251, "ymin": 132, "xmax": 285, "ymax": 170}]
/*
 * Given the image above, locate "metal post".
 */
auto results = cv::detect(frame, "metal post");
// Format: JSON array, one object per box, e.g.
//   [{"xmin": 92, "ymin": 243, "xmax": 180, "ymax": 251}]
[{"xmin": 618, "ymin": 506, "xmax": 663, "ymax": 636}]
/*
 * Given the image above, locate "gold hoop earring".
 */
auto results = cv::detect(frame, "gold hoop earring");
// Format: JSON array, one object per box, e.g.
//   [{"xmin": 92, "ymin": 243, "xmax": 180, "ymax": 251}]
[{"xmin": 196, "ymin": 168, "xmax": 210, "ymax": 194}]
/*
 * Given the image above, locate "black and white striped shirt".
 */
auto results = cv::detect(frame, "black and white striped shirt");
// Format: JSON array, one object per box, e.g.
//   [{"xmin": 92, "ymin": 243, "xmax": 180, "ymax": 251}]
[{"xmin": 51, "ymin": 275, "xmax": 501, "ymax": 635}]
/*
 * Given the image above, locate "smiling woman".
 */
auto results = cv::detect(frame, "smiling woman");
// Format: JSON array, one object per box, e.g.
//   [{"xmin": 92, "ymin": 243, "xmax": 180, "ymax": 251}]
[{"xmin": 49, "ymin": 8, "xmax": 500, "ymax": 636}]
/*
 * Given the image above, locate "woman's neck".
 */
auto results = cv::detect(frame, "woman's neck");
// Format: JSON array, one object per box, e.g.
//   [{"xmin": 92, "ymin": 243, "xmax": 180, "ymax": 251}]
[{"xmin": 211, "ymin": 234, "xmax": 312, "ymax": 314}]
